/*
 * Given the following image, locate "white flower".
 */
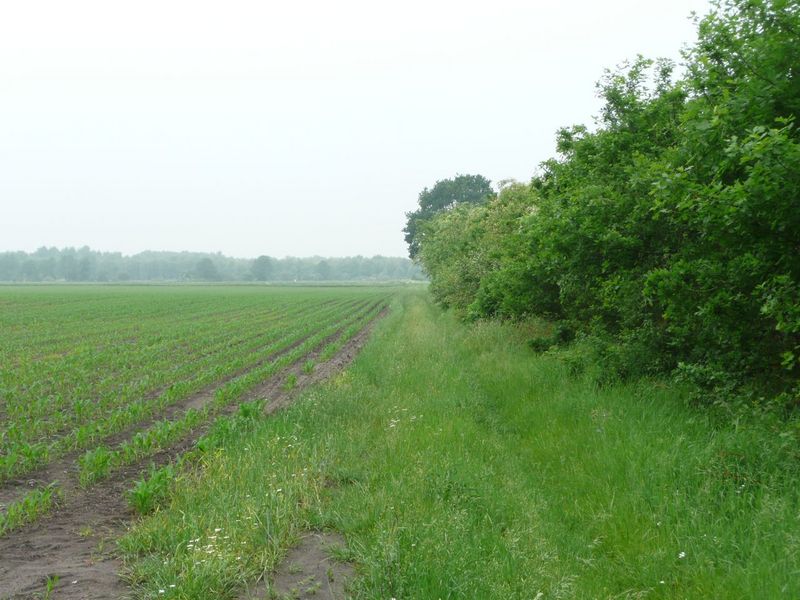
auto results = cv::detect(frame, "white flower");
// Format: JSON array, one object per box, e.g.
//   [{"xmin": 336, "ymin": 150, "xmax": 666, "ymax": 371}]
[{"xmin": 678, "ymin": 551, "xmax": 686, "ymax": 559}]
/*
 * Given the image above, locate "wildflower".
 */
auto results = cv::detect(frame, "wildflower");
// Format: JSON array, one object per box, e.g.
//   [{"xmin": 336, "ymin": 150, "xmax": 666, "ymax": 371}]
[{"xmin": 678, "ymin": 551, "xmax": 686, "ymax": 559}]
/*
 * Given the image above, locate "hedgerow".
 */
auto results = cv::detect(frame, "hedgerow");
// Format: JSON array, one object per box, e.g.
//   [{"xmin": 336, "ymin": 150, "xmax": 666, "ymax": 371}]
[{"xmin": 412, "ymin": 0, "xmax": 800, "ymax": 406}]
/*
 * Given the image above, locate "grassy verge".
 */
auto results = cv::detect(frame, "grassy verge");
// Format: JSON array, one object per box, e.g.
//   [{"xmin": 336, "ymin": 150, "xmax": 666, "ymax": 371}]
[{"xmin": 119, "ymin": 290, "xmax": 800, "ymax": 599}]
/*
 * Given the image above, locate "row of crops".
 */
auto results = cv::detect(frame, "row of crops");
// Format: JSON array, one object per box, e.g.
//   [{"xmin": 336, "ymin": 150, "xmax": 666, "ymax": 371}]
[{"xmin": 0, "ymin": 285, "xmax": 390, "ymax": 534}]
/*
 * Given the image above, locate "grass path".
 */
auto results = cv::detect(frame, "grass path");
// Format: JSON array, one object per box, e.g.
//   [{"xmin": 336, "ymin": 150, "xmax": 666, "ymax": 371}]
[{"xmin": 121, "ymin": 290, "xmax": 800, "ymax": 599}]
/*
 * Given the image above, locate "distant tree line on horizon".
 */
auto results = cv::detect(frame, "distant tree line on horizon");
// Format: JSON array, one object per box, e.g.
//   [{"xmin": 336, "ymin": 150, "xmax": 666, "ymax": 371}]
[{"xmin": 0, "ymin": 247, "xmax": 425, "ymax": 283}]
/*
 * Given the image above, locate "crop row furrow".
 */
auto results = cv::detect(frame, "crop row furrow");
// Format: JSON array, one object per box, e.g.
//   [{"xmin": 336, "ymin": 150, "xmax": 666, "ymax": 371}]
[
  {"xmin": 77, "ymin": 299, "xmax": 386, "ymax": 486},
  {"xmin": 0, "ymin": 296, "xmax": 388, "ymax": 538},
  {"xmin": 0, "ymin": 299, "xmax": 305, "ymax": 398},
  {"xmin": 0, "ymin": 296, "xmax": 313, "ymax": 365},
  {"xmin": 0, "ymin": 297, "xmax": 347, "ymax": 439},
  {"xmin": 0, "ymin": 298, "xmax": 373, "ymax": 481}
]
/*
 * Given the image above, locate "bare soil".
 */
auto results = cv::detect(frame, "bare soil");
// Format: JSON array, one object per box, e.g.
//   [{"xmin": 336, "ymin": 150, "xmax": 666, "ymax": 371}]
[
  {"xmin": 240, "ymin": 532, "xmax": 354, "ymax": 600},
  {"xmin": 0, "ymin": 313, "xmax": 384, "ymax": 600}
]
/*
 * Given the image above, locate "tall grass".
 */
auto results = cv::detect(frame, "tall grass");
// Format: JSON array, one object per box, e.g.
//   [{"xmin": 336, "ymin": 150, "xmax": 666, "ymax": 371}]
[{"xmin": 120, "ymin": 290, "xmax": 800, "ymax": 598}]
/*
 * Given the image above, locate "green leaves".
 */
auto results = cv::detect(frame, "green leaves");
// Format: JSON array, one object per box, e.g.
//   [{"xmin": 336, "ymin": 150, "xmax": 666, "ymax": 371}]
[
  {"xmin": 403, "ymin": 174, "xmax": 493, "ymax": 258},
  {"xmin": 127, "ymin": 464, "xmax": 177, "ymax": 515},
  {"xmin": 414, "ymin": 0, "xmax": 800, "ymax": 402}
]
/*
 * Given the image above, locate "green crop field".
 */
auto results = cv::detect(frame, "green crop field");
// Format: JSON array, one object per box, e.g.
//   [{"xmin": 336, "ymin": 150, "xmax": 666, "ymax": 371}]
[
  {"xmin": 2, "ymin": 0, "xmax": 797, "ymax": 598},
  {"xmin": 0, "ymin": 285, "xmax": 390, "ymax": 540}
]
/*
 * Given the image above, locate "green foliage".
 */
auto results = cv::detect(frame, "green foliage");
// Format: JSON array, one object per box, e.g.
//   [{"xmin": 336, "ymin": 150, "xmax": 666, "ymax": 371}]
[
  {"xmin": 43, "ymin": 575, "xmax": 59, "ymax": 600},
  {"xmin": 128, "ymin": 464, "xmax": 177, "ymax": 515},
  {"xmin": 417, "ymin": 204, "xmax": 490, "ymax": 311},
  {"xmin": 415, "ymin": 0, "xmax": 800, "ymax": 402},
  {"xmin": 194, "ymin": 258, "xmax": 221, "ymax": 282},
  {"xmin": 0, "ymin": 484, "xmax": 60, "ymax": 536},
  {"xmin": 403, "ymin": 174, "xmax": 493, "ymax": 258},
  {"xmin": 283, "ymin": 373, "xmax": 298, "ymax": 391},
  {"xmin": 79, "ymin": 446, "xmax": 113, "ymax": 486},
  {"xmin": 250, "ymin": 255, "xmax": 274, "ymax": 281},
  {"xmin": 527, "ymin": 322, "xmax": 574, "ymax": 354}
]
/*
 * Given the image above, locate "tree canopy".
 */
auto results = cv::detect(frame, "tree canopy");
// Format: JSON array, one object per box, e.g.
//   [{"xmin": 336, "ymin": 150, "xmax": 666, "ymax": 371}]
[{"xmin": 403, "ymin": 174, "xmax": 493, "ymax": 258}]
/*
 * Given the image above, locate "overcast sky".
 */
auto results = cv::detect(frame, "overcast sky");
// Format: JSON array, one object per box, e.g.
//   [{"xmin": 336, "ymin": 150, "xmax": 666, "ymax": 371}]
[{"xmin": 0, "ymin": 0, "xmax": 712, "ymax": 258}]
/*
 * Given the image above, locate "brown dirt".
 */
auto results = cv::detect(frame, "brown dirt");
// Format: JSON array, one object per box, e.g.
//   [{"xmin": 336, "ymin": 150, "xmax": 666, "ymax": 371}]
[
  {"xmin": 240, "ymin": 532, "xmax": 354, "ymax": 600},
  {"xmin": 0, "ymin": 311, "xmax": 384, "ymax": 600}
]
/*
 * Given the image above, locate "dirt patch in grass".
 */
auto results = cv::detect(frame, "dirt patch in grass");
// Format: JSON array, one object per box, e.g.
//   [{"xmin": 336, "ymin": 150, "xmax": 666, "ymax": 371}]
[
  {"xmin": 0, "ymin": 312, "xmax": 384, "ymax": 600},
  {"xmin": 241, "ymin": 532, "xmax": 354, "ymax": 600}
]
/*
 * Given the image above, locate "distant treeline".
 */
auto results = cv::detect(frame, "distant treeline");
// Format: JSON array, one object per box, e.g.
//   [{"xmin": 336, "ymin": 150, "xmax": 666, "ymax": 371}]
[
  {"xmin": 0, "ymin": 247, "xmax": 425, "ymax": 282},
  {"xmin": 406, "ymin": 0, "xmax": 799, "ymax": 406}
]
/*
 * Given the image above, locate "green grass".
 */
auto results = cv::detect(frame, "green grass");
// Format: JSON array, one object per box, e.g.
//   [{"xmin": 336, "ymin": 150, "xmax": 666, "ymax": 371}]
[
  {"xmin": 128, "ymin": 464, "xmax": 178, "ymax": 515},
  {"xmin": 119, "ymin": 290, "xmax": 800, "ymax": 598},
  {"xmin": 0, "ymin": 484, "xmax": 61, "ymax": 536}
]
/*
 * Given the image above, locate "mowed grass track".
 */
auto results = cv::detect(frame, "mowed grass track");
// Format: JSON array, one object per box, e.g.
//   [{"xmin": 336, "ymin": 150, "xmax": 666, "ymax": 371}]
[
  {"xmin": 0, "ymin": 285, "xmax": 390, "ymax": 534},
  {"xmin": 119, "ymin": 290, "xmax": 799, "ymax": 599}
]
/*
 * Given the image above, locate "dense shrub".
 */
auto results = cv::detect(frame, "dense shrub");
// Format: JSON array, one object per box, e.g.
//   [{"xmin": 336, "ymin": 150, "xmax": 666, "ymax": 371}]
[{"xmin": 411, "ymin": 0, "xmax": 800, "ymax": 404}]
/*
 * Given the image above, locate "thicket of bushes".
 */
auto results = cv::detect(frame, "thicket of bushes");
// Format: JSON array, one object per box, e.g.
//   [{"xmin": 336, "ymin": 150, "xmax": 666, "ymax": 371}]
[{"xmin": 410, "ymin": 0, "xmax": 799, "ymax": 406}]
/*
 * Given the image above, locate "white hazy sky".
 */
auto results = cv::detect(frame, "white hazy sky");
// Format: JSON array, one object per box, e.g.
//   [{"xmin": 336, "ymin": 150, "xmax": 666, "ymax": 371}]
[{"xmin": 0, "ymin": 0, "xmax": 712, "ymax": 258}]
